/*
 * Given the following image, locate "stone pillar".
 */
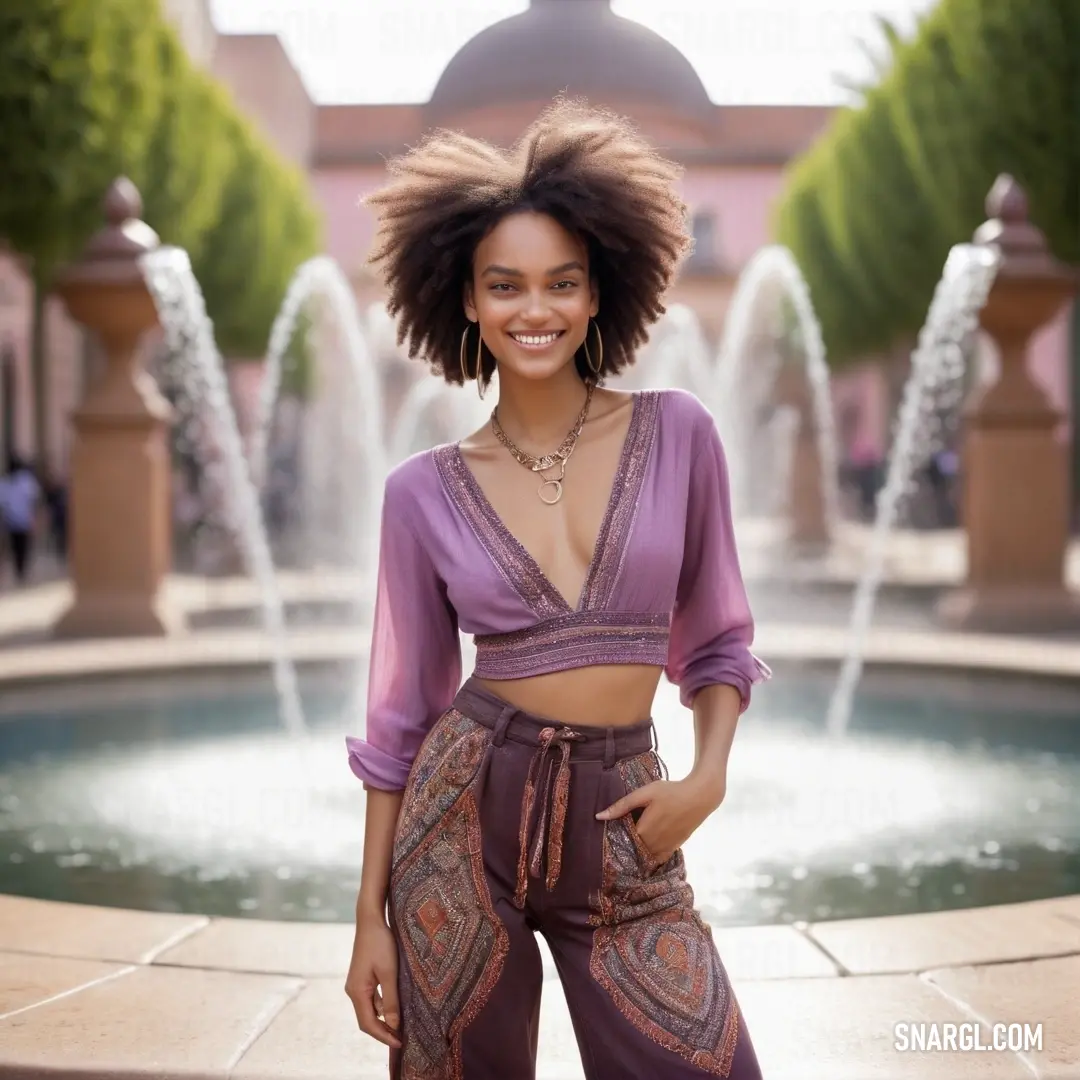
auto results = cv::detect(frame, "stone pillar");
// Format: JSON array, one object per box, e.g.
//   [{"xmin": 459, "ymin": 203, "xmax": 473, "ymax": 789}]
[
  {"xmin": 773, "ymin": 362, "xmax": 831, "ymax": 554},
  {"xmin": 52, "ymin": 178, "xmax": 184, "ymax": 638},
  {"xmin": 937, "ymin": 175, "xmax": 1080, "ymax": 631}
]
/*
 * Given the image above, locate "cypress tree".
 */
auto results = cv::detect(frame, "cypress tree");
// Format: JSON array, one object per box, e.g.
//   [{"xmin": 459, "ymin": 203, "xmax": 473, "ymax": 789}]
[
  {"xmin": 774, "ymin": 0, "xmax": 1079, "ymax": 366},
  {"xmin": 137, "ymin": 25, "xmax": 237, "ymax": 265},
  {"xmin": 191, "ymin": 116, "xmax": 322, "ymax": 359}
]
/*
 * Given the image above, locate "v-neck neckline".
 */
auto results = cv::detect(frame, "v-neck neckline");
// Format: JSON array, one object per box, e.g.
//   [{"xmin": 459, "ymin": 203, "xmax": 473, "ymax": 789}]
[{"xmin": 448, "ymin": 390, "xmax": 647, "ymax": 616}]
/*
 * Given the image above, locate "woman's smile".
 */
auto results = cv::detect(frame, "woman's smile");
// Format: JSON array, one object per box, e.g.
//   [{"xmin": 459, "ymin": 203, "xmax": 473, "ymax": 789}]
[{"xmin": 508, "ymin": 330, "xmax": 567, "ymax": 352}]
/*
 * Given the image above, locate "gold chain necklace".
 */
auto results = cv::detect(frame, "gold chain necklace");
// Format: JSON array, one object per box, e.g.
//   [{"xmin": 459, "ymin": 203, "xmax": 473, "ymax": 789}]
[{"xmin": 490, "ymin": 382, "xmax": 596, "ymax": 505}]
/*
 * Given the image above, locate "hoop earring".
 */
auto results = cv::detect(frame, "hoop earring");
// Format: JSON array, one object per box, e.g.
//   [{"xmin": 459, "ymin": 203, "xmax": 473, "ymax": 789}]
[
  {"xmin": 461, "ymin": 323, "xmax": 487, "ymax": 399},
  {"xmin": 459, "ymin": 326, "xmax": 470, "ymax": 385},
  {"xmin": 476, "ymin": 326, "xmax": 486, "ymax": 400},
  {"xmin": 582, "ymin": 318, "xmax": 603, "ymax": 376}
]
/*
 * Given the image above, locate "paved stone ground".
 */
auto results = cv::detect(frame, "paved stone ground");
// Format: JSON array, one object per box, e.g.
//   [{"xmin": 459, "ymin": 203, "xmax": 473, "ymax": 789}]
[{"xmin": 0, "ymin": 892, "xmax": 1077, "ymax": 1078}]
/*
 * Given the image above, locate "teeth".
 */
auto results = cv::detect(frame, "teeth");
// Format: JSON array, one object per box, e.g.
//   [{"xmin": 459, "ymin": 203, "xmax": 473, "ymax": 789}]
[{"xmin": 512, "ymin": 332, "xmax": 560, "ymax": 345}]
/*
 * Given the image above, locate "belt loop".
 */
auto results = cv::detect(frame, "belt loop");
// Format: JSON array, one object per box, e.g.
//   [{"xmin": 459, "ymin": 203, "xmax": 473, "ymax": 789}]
[
  {"xmin": 492, "ymin": 706, "xmax": 514, "ymax": 747},
  {"xmin": 603, "ymin": 727, "xmax": 616, "ymax": 769},
  {"xmin": 650, "ymin": 724, "xmax": 658, "ymax": 753}
]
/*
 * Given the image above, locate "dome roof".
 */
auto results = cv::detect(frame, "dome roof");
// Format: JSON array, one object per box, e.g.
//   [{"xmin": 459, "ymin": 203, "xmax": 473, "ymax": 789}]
[{"xmin": 428, "ymin": 0, "xmax": 713, "ymax": 123}]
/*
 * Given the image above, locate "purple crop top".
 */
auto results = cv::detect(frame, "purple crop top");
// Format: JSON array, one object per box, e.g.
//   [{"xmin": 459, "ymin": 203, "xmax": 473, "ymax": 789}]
[{"xmin": 347, "ymin": 387, "xmax": 770, "ymax": 791}]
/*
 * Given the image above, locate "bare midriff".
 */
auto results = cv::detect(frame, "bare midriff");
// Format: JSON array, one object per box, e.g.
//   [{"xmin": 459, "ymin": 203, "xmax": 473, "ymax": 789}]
[{"xmin": 475, "ymin": 663, "xmax": 664, "ymax": 728}]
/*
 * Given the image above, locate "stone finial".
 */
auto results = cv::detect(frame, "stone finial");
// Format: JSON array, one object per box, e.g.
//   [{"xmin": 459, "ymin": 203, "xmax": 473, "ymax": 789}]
[
  {"xmin": 81, "ymin": 177, "xmax": 160, "ymax": 264},
  {"xmin": 104, "ymin": 176, "xmax": 144, "ymax": 226},
  {"xmin": 985, "ymin": 174, "xmax": 1028, "ymax": 223},
  {"xmin": 972, "ymin": 174, "xmax": 1072, "ymax": 281}
]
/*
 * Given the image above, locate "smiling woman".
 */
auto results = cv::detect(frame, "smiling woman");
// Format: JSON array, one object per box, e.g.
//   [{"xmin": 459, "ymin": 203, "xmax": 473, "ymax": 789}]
[{"xmin": 345, "ymin": 97, "xmax": 768, "ymax": 1080}]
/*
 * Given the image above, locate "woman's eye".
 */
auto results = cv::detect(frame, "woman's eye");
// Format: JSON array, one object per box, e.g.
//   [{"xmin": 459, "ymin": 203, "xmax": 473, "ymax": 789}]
[{"xmin": 490, "ymin": 281, "xmax": 577, "ymax": 293}]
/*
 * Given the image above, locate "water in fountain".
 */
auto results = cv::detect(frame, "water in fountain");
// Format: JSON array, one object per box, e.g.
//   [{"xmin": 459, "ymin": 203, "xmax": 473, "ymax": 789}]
[
  {"xmin": 825, "ymin": 243, "xmax": 1001, "ymax": 738},
  {"xmin": 618, "ymin": 304, "xmax": 715, "ymax": 402},
  {"xmin": 249, "ymin": 256, "xmax": 390, "ymax": 578},
  {"xmin": 7, "ymin": 669, "xmax": 1079, "ymax": 925},
  {"xmin": 666, "ymin": 304, "xmax": 719, "ymax": 405},
  {"xmin": 388, "ymin": 369, "xmax": 496, "ymax": 464},
  {"xmin": 142, "ymin": 247, "xmax": 307, "ymax": 737},
  {"xmin": 714, "ymin": 245, "xmax": 841, "ymax": 532}
]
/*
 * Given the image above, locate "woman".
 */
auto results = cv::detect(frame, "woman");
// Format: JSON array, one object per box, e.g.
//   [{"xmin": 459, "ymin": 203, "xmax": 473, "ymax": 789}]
[{"xmin": 345, "ymin": 98, "xmax": 769, "ymax": 1080}]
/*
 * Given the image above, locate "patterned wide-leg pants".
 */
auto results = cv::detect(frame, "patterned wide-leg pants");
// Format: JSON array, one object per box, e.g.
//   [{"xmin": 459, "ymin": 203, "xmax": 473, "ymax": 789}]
[{"xmin": 387, "ymin": 677, "xmax": 763, "ymax": 1080}]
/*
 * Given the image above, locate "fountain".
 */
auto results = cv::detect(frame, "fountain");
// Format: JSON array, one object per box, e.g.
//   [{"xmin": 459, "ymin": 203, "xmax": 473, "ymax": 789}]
[
  {"xmin": 389, "ymin": 368, "xmax": 495, "ymax": 464},
  {"xmin": 44, "ymin": 175, "xmax": 1072, "ymax": 764},
  {"xmin": 7, "ymin": 177, "xmax": 1080, "ymax": 948},
  {"xmin": 617, "ymin": 302, "xmax": 715, "ymax": 402},
  {"xmin": 249, "ymin": 256, "xmax": 390, "ymax": 577},
  {"xmin": 827, "ymin": 175, "xmax": 1080, "ymax": 734},
  {"xmin": 142, "ymin": 246, "xmax": 307, "ymax": 738},
  {"xmin": 824, "ymin": 243, "xmax": 1001, "ymax": 737},
  {"xmin": 714, "ymin": 245, "xmax": 841, "ymax": 547}
]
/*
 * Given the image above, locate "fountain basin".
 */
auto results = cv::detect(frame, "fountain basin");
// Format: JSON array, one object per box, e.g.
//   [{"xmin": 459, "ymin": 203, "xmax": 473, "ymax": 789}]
[{"xmin": 2, "ymin": 646, "xmax": 1077, "ymax": 930}]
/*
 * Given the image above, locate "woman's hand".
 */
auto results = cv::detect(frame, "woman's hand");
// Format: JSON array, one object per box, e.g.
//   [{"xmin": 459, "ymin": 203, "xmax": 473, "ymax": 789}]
[
  {"xmin": 596, "ymin": 774, "xmax": 726, "ymax": 867},
  {"xmin": 344, "ymin": 910, "xmax": 401, "ymax": 1049}
]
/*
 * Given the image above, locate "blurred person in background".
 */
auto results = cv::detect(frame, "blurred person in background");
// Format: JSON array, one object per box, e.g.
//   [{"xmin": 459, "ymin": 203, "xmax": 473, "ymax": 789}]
[{"xmin": 0, "ymin": 454, "xmax": 41, "ymax": 585}]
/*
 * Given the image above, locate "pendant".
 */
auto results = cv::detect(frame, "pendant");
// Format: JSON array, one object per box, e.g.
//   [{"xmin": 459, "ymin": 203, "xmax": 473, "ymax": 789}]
[{"xmin": 539, "ymin": 478, "xmax": 563, "ymax": 504}]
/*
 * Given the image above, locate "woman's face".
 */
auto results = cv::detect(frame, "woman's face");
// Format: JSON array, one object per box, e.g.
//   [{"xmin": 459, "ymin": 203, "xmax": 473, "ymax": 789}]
[{"xmin": 465, "ymin": 211, "xmax": 599, "ymax": 383}]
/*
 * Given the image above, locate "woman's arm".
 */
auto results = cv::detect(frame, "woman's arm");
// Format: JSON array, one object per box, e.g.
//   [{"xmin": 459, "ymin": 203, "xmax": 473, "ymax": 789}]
[
  {"xmin": 344, "ymin": 470, "xmax": 461, "ymax": 1049},
  {"xmin": 347, "ymin": 786, "xmax": 405, "ymax": 1049},
  {"xmin": 663, "ymin": 398, "xmax": 769, "ymax": 712},
  {"xmin": 685, "ymin": 682, "xmax": 742, "ymax": 808},
  {"xmin": 595, "ymin": 683, "xmax": 741, "ymax": 862},
  {"xmin": 597, "ymin": 400, "xmax": 766, "ymax": 860},
  {"xmin": 357, "ymin": 787, "xmax": 405, "ymax": 922}
]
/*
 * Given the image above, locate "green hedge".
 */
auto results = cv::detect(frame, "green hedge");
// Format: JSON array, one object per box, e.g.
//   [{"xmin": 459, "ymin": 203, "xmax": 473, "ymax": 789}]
[
  {"xmin": 136, "ymin": 23, "xmax": 238, "ymax": 266},
  {"xmin": 774, "ymin": 0, "xmax": 1080, "ymax": 368},
  {"xmin": 189, "ymin": 113, "xmax": 322, "ymax": 358},
  {"xmin": 0, "ymin": 0, "xmax": 165, "ymax": 280},
  {"xmin": 0, "ymin": 0, "xmax": 323, "ymax": 354}
]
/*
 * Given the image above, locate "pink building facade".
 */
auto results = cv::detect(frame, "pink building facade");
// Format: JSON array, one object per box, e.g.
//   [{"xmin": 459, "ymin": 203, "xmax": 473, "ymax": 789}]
[{"xmin": 1, "ymin": 0, "xmax": 1075, "ymax": 503}]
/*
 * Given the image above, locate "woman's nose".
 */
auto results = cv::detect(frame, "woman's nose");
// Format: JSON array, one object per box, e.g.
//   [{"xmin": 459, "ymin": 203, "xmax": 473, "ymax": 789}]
[{"xmin": 521, "ymin": 290, "xmax": 552, "ymax": 320}]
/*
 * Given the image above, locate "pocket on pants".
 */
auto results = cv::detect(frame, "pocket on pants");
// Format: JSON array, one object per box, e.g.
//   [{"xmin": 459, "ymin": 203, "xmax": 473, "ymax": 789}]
[
  {"xmin": 590, "ymin": 751, "xmax": 742, "ymax": 1077},
  {"xmin": 619, "ymin": 750, "xmax": 676, "ymax": 878},
  {"xmin": 592, "ymin": 750, "xmax": 691, "ymax": 926}
]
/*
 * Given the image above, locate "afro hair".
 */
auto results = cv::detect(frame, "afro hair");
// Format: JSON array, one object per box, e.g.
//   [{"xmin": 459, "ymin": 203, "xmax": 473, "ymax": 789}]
[{"xmin": 363, "ymin": 96, "xmax": 693, "ymax": 387}]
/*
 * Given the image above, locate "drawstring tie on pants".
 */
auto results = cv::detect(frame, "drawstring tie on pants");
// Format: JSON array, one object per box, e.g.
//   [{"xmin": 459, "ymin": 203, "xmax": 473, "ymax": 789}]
[{"xmin": 513, "ymin": 726, "xmax": 584, "ymax": 908}]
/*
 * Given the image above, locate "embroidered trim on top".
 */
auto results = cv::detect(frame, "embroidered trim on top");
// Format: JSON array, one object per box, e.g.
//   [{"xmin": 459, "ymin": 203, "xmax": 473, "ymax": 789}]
[
  {"xmin": 433, "ymin": 442, "xmax": 568, "ymax": 619},
  {"xmin": 579, "ymin": 389, "xmax": 660, "ymax": 610},
  {"xmin": 473, "ymin": 611, "xmax": 670, "ymax": 680},
  {"xmin": 433, "ymin": 390, "xmax": 658, "ymax": 619}
]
